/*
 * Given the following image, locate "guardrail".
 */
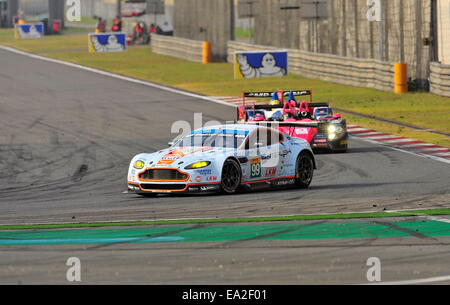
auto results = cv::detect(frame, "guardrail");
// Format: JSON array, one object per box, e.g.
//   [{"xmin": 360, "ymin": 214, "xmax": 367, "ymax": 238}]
[
  {"xmin": 151, "ymin": 34, "xmax": 203, "ymax": 63},
  {"xmin": 430, "ymin": 62, "xmax": 450, "ymax": 97},
  {"xmin": 228, "ymin": 41, "xmax": 395, "ymax": 92}
]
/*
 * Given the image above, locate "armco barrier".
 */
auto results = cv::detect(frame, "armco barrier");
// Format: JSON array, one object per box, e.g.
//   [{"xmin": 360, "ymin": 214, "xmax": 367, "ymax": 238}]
[
  {"xmin": 228, "ymin": 41, "xmax": 395, "ymax": 92},
  {"xmin": 430, "ymin": 62, "xmax": 450, "ymax": 98},
  {"xmin": 151, "ymin": 34, "xmax": 203, "ymax": 63}
]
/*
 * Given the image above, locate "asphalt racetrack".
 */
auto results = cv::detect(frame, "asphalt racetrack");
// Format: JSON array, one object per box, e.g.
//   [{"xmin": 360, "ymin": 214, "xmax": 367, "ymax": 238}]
[{"xmin": 1, "ymin": 48, "xmax": 450, "ymax": 284}]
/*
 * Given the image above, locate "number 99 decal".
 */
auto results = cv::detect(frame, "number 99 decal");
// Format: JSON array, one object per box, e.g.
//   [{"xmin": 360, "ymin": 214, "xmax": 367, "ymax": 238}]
[{"xmin": 251, "ymin": 162, "xmax": 261, "ymax": 178}]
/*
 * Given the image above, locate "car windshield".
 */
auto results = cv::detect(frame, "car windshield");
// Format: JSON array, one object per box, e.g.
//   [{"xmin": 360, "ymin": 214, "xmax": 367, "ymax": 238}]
[
  {"xmin": 173, "ymin": 131, "xmax": 247, "ymax": 149},
  {"xmin": 314, "ymin": 108, "xmax": 333, "ymax": 118},
  {"xmin": 247, "ymin": 110, "xmax": 265, "ymax": 118}
]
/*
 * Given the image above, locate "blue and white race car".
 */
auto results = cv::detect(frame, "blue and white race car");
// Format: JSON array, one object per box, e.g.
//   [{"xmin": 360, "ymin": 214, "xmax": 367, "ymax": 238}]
[{"xmin": 127, "ymin": 124, "xmax": 316, "ymax": 196}]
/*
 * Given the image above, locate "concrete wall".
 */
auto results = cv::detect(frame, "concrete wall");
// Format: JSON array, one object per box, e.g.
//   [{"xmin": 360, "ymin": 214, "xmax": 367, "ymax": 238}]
[
  {"xmin": 430, "ymin": 62, "xmax": 450, "ymax": 97},
  {"xmin": 228, "ymin": 40, "xmax": 395, "ymax": 92},
  {"xmin": 437, "ymin": 0, "xmax": 450, "ymax": 65},
  {"xmin": 1, "ymin": 0, "xmax": 18, "ymax": 27},
  {"xmin": 173, "ymin": 0, "xmax": 234, "ymax": 60},
  {"xmin": 151, "ymin": 33, "xmax": 203, "ymax": 62},
  {"xmin": 252, "ymin": 0, "xmax": 433, "ymax": 89},
  {"xmin": 253, "ymin": 0, "xmax": 302, "ymax": 50},
  {"xmin": 80, "ymin": 0, "xmax": 117, "ymax": 20}
]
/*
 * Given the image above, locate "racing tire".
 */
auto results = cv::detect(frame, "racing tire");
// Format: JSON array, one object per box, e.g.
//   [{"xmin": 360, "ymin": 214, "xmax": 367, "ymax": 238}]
[
  {"xmin": 295, "ymin": 152, "xmax": 314, "ymax": 189},
  {"xmin": 220, "ymin": 159, "xmax": 242, "ymax": 194}
]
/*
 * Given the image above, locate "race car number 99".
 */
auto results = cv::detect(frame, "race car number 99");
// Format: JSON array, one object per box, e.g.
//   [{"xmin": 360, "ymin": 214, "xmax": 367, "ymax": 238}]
[{"xmin": 251, "ymin": 163, "xmax": 261, "ymax": 178}]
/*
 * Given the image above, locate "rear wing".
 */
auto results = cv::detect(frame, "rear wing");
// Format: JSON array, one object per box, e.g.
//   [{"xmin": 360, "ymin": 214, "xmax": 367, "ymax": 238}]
[
  {"xmin": 248, "ymin": 103, "xmax": 329, "ymax": 111},
  {"xmin": 240, "ymin": 121, "xmax": 320, "ymax": 128},
  {"xmin": 242, "ymin": 90, "xmax": 313, "ymax": 106},
  {"xmin": 243, "ymin": 90, "xmax": 312, "ymax": 98}
]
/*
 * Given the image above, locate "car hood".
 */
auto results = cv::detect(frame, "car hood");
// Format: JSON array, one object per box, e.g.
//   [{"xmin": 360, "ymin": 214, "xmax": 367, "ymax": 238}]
[{"xmin": 136, "ymin": 146, "xmax": 235, "ymax": 168}]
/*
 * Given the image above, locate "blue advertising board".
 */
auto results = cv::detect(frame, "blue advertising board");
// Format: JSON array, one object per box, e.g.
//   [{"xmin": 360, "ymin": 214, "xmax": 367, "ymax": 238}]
[
  {"xmin": 88, "ymin": 32, "xmax": 127, "ymax": 53},
  {"xmin": 15, "ymin": 23, "xmax": 45, "ymax": 39},
  {"xmin": 234, "ymin": 51, "xmax": 288, "ymax": 79}
]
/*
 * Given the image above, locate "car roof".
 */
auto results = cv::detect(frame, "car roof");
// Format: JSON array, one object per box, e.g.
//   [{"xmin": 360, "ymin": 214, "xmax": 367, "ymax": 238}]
[{"xmin": 191, "ymin": 124, "xmax": 261, "ymax": 134}]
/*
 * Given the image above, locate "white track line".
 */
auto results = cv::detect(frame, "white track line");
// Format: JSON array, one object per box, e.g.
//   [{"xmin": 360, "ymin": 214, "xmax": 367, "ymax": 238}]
[
  {"xmin": 418, "ymin": 147, "xmax": 450, "ymax": 152},
  {"xmin": 350, "ymin": 135, "xmax": 450, "ymax": 165},
  {"xmin": 363, "ymin": 275, "xmax": 450, "ymax": 285},
  {"xmin": 347, "ymin": 128, "xmax": 369, "ymax": 132},
  {"xmin": 355, "ymin": 132, "xmax": 385, "ymax": 136},
  {"xmin": 0, "ymin": 45, "xmax": 236, "ymax": 108},
  {"xmin": 382, "ymin": 138, "xmax": 416, "ymax": 144},
  {"xmin": 434, "ymin": 152, "xmax": 450, "ymax": 157},
  {"xmin": 360, "ymin": 135, "xmax": 399, "ymax": 140},
  {"xmin": 400, "ymin": 143, "xmax": 436, "ymax": 148},
  {"xmin": 423, "ymin": 216, "xmax": 450, "ymax": 224}
]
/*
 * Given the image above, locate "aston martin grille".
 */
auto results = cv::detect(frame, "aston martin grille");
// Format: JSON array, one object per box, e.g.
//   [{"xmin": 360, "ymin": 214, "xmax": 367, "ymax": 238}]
[{"xmin": 139, "ymin": 169, "xmax": 189, "ymax": 181}]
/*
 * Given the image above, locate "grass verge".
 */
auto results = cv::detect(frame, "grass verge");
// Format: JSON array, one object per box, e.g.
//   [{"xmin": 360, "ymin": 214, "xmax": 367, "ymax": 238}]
[
  {"xmin": 0, "ymin": 29, "xmax": 448, "ymax": 146},
  {"xmin": 0, "ymin": 209, "xmax": 449, "ymax": 231}
]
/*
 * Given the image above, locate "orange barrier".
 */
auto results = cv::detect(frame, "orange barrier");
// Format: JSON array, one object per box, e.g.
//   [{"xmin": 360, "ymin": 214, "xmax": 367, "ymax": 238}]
[
  {"xmin": 202, "ymin": 41, "xmax": 212, "ymax": 64},
  {"xmin": 394, "ymin": 63, "xmax": 408, "ymax": 94}
]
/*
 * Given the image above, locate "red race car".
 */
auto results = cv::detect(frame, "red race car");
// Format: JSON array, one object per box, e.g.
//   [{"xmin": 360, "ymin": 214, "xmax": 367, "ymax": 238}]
[{"xmin": 237, "ymin": 90, "xmax": 348, "ymax": 152}]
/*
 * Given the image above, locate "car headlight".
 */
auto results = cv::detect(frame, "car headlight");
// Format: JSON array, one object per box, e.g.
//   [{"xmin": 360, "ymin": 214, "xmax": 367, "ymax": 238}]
[
  {"xmin": 328, "ymin": 133, "xmax": 337, "ymax": 140},
  {"xmin": 133, "ymin": 160, "xmax": 145, "ymax": 169},
  {"xmin": 328, "ymin": 125, "xmax": 344, "ymax": 134},
  {"xmin": 185, "ymin": 161, "xmax": 211, "ymax": 169}
]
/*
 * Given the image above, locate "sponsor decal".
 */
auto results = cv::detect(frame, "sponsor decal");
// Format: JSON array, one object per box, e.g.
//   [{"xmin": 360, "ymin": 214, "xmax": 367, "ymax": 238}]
[
  {"xmin": 157, "ymin": 159, "xmax": 175, "ymax": 165},
  {"xmin": 15, "ymin": 23, "xmax": 45, "ymax": 39},
  {"xmin": 295, "ymin": 128, "xmax": 309, "ymax": 135},
  {"xmin": 280, "ymin": 150, "xmax": 290, "ymax": 157},
  {"xmin": 250, "ymin": 161, "xmax": 261, "ymax": 178},
  {"xmin": 251, "ymin": 157, "xmax": 261, "ymax": 164},
  {"xmin": 261, "ymin": 154, "xmax": 274, "ymax": 161},
  {"xmin": 196, "ymin": 169, "xmax": 212, "ymax": 175},
  {"xmin": 265, "ymin": 167, "xmax": 277, "ymax": 177},
  {"xmin": 157, "ymin": 147, "xmax": 211, "ymax": 165},
  {"xmin": 88, "ymin": 33, "xmax": 127, "ymax": 53},
  {"xmin": 276, "ymin": 179, "xmax": 295, "ymax": 186},
  {"xmin": 195, "ymin": 176, "xmax": 202, "ymax": 183},
  {"xmin": 206, "ymin": 176, "xmax": 218, "ymax": 182},
  {"xmin": 200, "ymin": 185, "xmax": 218, "ymax": 191},
  {"xmin": 235, "ymin": 51, "xmax": 288, "ymax": 79}
]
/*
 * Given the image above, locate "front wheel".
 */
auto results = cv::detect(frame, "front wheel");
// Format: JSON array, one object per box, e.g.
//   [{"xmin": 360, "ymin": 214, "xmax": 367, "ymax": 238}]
[
  {"xmin": 295, "ymin": 152, "xmax": 314, "ymax": 188},
  {"xmin": 220, "ymin": 159, "xmax": 242, "ymax": 194}
]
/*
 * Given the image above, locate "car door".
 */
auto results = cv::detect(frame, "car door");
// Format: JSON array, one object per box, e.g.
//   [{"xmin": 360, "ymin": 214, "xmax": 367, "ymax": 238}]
[
  {"xmin": 262, "ymin": 129, "xmax": 290, "ymax": 179},
  {"xmin": 242, "ymin": 128, "xmax": 286, "ymax": 182}
]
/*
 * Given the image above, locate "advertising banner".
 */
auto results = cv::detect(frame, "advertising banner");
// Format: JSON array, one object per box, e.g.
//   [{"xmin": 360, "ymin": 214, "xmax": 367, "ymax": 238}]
[
  {"xmin": 15, "ymin": 23, "xmax": 44, "ymax": 39},
  {"xmin": 88, "ymin": 32, "xmax": 127, "ymax": 53},
  {"xmin": 234, "ymin": 51, "xmax": 288, "ymax": 79}
]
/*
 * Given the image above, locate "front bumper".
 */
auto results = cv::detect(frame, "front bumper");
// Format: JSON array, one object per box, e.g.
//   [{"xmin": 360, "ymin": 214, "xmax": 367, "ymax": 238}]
[
  {"xmin": 311, "ymin": 133, "xmax": 348, "ymax": 151},
  {"xmin": 127, "ymin": 182, "xmax": 221, "ymax": 194}
]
